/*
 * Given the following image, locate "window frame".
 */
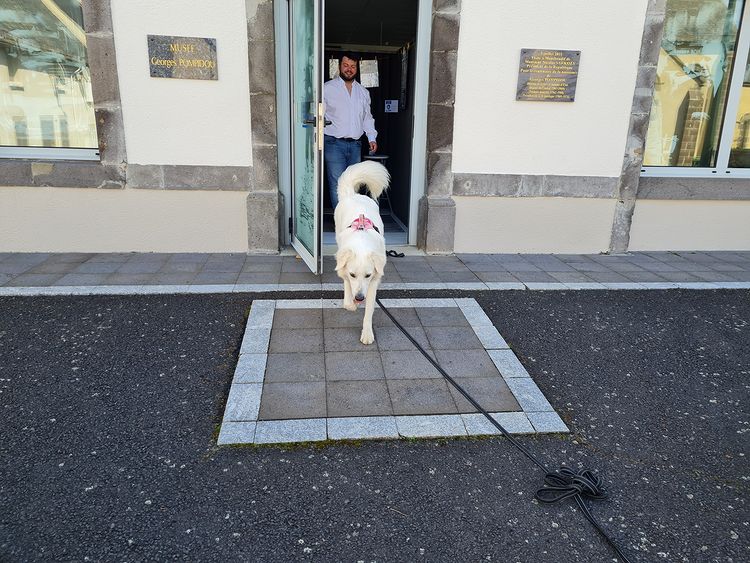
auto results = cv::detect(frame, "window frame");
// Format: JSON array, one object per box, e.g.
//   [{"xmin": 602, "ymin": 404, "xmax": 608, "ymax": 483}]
[
  {"xmin": 641, "ymin": 1, "xmax": 750, "ymax": 178},
  {"xmin": 0, "ymin": 0, "xmax": 100, "ymax": 162}
]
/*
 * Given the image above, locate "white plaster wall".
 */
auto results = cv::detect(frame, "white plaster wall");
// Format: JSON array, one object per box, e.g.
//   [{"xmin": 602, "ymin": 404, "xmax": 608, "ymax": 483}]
[
  {"xmin": 452, "ymin": 0, "xmax": 648, "ymax": 177},
  {"xmin": 453, "ymin": 196, "xmax": 616, "ymax": 253},
  {"xmin": 110, "ymin": 0, "xmax": 252, "ymax": 166},
  {"xmin": 0, "ymin": 187, "xmax": 249, "ymax": 252},
  {"xmin": 629, "ymin": 200, "xmax": 750, "ymax": 251}
]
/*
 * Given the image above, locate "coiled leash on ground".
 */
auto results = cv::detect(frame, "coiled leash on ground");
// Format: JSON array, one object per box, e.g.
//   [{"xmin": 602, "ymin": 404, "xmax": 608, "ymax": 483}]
[{"xmin": 375, "ymin": 297, "xmax": 633, "ymax": 563}]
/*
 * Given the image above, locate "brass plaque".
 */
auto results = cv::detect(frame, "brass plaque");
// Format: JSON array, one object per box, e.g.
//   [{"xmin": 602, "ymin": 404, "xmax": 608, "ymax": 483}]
[
  {"xmin": 148, "ymin": 35, "xmax": 218, "ymax": 80},
  {"xmin": 516, "ymin": 49, "xmax": 580, "ymax": 102}
]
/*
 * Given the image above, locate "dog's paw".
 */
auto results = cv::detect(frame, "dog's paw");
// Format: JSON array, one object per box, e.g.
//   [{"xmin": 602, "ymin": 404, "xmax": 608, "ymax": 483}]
[
  {"xmin": 343, "ymin": 301, "xmax": 358, "ymax": 311},
  {"xmin": 360, "ymin": 327, "xmax": 375, "ymax": 345}
]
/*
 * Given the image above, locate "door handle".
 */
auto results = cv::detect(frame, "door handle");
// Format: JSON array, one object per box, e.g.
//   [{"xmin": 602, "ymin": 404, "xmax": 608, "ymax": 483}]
[{"xmin": 302, "ymin": 118, "xmax": 331, "ymax": 125}]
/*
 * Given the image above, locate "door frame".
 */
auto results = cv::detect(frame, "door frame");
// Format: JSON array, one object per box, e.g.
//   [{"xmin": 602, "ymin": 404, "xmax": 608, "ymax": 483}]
[
  {"xmin": 407, "ymin": 0, "xmax": 432, "ymax": 245},
  {"xmin": 276, "ymin": 0, "xmax": 431, "ymax": 248}
]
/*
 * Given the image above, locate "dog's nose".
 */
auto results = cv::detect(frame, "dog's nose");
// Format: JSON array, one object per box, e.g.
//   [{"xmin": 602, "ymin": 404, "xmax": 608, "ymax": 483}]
[{"xmin": 355, "ymin": 293, "xmax": 365, "ymax": 302}]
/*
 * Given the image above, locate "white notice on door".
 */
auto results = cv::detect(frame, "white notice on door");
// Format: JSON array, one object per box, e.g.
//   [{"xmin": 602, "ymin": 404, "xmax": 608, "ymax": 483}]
[
  {"xmin": 359, "ymin": 59, "xmax": 379, "ymax": 88},
  {"xmin": 384, "ymin": 100, "xmax": 398, "ymax": 113},
  {"xmin": 328, "ymin": 58, "xmax": 339, "ymax": 79}
]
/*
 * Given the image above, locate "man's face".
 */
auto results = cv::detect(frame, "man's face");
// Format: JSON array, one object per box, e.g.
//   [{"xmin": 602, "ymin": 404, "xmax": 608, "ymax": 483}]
[{"xmin": 339, "ymin": 56, "xmax": 357, "ymax": 81}]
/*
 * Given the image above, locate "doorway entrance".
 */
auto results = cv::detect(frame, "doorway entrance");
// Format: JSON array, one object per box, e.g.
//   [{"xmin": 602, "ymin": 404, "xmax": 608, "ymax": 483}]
[
  {"xmin": 277, "ymin": 0, "xmax": 428, "ymax": 274},
  {"xmin": 321, "ymin": 0, "xmax": 418, "ymax": 248}
]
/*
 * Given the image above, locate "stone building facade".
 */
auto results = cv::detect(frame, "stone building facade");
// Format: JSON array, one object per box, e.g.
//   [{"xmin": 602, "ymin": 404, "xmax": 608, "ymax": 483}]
[{"xmin": 1, "ymin": 0, "xmax": 748, "ymax": 258}]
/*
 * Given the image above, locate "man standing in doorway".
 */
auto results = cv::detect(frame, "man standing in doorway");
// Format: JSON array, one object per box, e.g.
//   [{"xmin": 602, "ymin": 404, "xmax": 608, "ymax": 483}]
[{"xmin": 323, "ymin": 53, "xmax": 378, "ymax": 208}]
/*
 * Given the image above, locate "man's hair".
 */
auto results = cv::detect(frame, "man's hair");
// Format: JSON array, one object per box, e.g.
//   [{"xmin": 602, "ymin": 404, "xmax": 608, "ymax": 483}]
[{"xmin": 339, "ymin": 52, "xmax": 360, "ymax": 65}]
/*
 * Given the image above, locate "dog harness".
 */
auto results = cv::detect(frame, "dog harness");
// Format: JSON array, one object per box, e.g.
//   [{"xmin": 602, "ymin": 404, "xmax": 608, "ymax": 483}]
[{"xmin": 349, "ymin": 214, "xmax": 381, "ymax": 234}]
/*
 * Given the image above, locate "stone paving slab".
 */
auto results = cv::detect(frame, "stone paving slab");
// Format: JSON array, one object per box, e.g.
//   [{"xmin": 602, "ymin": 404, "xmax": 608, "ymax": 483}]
[
  {"xmin": 527, "ymin": 411, "xmax": 569, "ymax": 433},
  {"xmin": 264, "ymin": 353, "xmax": 325, "ymax": 383},
  {"xmin": 217, "ymin": 421, "xmax": 256, "ymax": 445},
  {"xmin": 234, "ymin": 353, "xmax": 267, "ymax": 383},
  {"xmin": 254, "ymin": 418, "xmax": 327, "ymax": 444},
  {"xmin": 395, "ymin": 414, "xmax": 468, "ymax": 438},
  {"xmin": 326, "ymin": 380, "xmax": 392, "ymax": 417},
  {"xmin": 325, "ymin": 351, "xmax": 385, "ymax": 381},
  {"xmin": 223, "ymin": 384, "xmax": 263, "ymax": 421},
  {"xmin": 433, "ymin": 349, "xmax": 501, "ymax": 378},
  {"xmin": 269, "ymin": 328, "xmax": 324, "ymax": 353},
  {"xmin": 448, "ymin": 377, "xmax": 520, "ymax": 413},
  {"xmin": 381, "ymin": 350, "xmax": 440, "ymax": 378},
  {"xmin": 461, "ymin": 412, "xmax": 535, "ymax": 435},
  {"xmin": 258, "ymin": 381, "xmax": 326, "ymax": 419},
  {"xmin": 217, "ymin": 298, "xmax": 567, "ymax": 444},
  {"xmin": 327, "ymin": 416, "xmax": 399, "ymax": 440},
  {"xmin": 387, "ymin": 378, "xmax": 458, "ymax": 415}
]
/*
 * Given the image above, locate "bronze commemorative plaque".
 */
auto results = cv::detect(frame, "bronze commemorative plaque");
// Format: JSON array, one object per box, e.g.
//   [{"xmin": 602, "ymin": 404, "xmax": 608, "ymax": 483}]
[
  {"xmin": 516, "ymin": 49, "xmax": 580, "ymax": 102},
  {"xmin": 148, "ymin": 35, "xmax": 218, "ymax": 80}
]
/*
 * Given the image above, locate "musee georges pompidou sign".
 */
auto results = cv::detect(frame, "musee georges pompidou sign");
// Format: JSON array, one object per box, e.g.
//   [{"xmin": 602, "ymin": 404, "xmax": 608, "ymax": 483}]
[
  {"xmin": 516, "ymin": 49, "xmax": 580, "ymax": 102},
  {"xmin": 148, "ymin": 35, "xmax": 218, "ymax": 80}
]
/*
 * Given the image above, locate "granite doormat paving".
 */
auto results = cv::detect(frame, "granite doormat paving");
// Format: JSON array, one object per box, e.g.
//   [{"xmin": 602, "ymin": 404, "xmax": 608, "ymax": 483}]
[{"xmin": 218, "ymin": 298, "xmax": 568, "ymax": 445}]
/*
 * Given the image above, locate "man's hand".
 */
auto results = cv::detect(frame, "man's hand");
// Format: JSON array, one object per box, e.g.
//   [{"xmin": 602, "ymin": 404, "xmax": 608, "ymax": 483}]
[{"xmin": 369, "ymin": 141, "xmax": 377, "ymax": 154}]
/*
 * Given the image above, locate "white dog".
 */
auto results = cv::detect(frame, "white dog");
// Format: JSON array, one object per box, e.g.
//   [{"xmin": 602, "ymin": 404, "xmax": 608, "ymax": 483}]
[{"xmin": 334, "ymin": 160, "xmax": 390, "ymax": 344}]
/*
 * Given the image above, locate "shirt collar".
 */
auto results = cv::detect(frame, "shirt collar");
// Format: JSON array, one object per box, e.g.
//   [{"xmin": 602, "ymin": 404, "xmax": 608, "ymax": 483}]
[{"xmin": 337, "ymin": 76, "xmax": 359, "ymax": 89}]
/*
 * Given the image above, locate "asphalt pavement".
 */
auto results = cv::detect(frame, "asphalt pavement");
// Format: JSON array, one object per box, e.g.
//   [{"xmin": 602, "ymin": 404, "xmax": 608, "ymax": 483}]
[{"xmin": 1, "ymin": 289, "xmax": 747, "ymax": 562}]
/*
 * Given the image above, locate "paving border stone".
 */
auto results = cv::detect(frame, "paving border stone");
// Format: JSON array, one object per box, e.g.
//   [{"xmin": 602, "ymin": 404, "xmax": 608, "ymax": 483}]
[
  {"xmin": 488, "ymin": 349, "xmax": 530, "ymax": 378},
  {"xmin": 395, "ymin": 414, "xmax": 467, "ymax": 438},
  {"xmin": 223, "ymin": 384, "xmax": 263, "ymax": 421},
  {"xmin": 461, "ymin": 412, "xmax": 535, "ymax": 435},
  {"xmin": 254, "ymin": 418, "xmax": 327, "ymax": 444},
  {"xmin": 527, "ymin": 411, "xmax": 570, "ymax": 433},
  {"xmin": 327, "ymin": 416, "xmax": 399, "ymax": 440},
  {"xmin": 217, "ymin": 422, "xmax": 257, "ymax": 445},
  {"xmin": 234, "ymin": 354, "xmax": 267, "ymax": 383}
]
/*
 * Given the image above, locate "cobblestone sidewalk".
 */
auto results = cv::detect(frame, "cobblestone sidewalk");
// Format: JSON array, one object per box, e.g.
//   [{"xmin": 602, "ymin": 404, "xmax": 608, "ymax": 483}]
[{"xmin": 1, "ymin": 250, "xmax": 749, "ymax": 293}]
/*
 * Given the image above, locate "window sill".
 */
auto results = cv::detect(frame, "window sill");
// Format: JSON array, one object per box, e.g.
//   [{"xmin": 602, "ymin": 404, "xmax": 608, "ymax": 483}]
[
  {"xmin": 0, "ymin": 147, "xmax": 100, "ymax": 162},
  {"xmin": 641, "ymin": 167, "xmax": 750, "ymax": 179}
]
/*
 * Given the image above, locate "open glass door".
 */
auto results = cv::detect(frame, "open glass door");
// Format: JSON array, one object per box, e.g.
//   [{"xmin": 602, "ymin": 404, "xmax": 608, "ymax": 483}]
[{"xmin": 289, "ymin": 0, "xmax": 324, "ymax": 274}]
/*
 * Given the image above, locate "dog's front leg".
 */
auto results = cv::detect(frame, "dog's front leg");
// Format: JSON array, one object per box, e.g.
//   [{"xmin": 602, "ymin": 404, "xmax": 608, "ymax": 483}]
[
  {"xmin": 360, "ymin": 279, "xmax": 380, "ymax": 344},
  {"xmin": 343, "ymin": 277, "xmax": 357, "ymax": 311}
]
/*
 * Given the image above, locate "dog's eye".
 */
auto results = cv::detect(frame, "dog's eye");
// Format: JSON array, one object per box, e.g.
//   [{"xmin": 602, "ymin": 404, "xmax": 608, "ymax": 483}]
[
  {"xmin": 349, "ymin": 272, "xmax": 356, "ymax": 278},
  {"xmin": 365, "ymin": 274, "xmax": 372, "ymax": 278}
]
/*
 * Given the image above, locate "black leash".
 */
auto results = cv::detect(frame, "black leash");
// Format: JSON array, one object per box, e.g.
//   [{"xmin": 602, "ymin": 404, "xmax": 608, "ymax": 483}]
[{"xmin": 375, "ymin": 297, "xmax": 633, "ymax": 563}]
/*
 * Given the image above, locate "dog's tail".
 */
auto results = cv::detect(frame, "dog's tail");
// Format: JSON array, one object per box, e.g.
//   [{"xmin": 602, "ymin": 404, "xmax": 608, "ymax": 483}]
[{"xmin": 337, "ymin": 160, "xmax": 390, "ymax": 202}]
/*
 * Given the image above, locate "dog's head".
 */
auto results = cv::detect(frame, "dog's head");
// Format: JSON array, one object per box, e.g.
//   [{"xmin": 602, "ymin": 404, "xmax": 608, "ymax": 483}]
[{"xmin": 335, "ymin": 247, "xmax": 385, "ymax": 303}]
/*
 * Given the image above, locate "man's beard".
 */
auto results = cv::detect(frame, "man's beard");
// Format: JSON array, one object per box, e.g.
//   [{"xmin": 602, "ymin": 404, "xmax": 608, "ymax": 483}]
[{"xmin": 341, "ymin": 70, "xmax": 356, "ymax": 82}]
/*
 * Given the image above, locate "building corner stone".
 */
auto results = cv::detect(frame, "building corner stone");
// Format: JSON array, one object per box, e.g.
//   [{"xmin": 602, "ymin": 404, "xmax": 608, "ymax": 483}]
[
  {"xmin": 609, "ymin": 0, "xmax": 666, "ymax": 253},
  {"xmin": 246, "ymin": 0, "xmax": 281, "ymax": 253},
  {"xmin": 420, "ymin": 0, "xmax": 461, "ymax": 254}
]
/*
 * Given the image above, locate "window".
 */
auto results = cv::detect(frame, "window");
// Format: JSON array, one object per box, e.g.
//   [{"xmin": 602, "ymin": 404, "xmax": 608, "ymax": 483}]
[
  {"xmin": 0, "ymin": 0, "xmax": 99, "ymax": 160},
  {"xmin": 642, "ymin": 0, "xmax": 750, "ymax": 176}
]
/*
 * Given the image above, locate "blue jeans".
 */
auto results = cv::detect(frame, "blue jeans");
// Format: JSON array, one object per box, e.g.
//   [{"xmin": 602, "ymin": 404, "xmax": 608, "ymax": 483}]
[{"xmin": 324, "ymin": 135, "xmax": 361, "ymax": 208}]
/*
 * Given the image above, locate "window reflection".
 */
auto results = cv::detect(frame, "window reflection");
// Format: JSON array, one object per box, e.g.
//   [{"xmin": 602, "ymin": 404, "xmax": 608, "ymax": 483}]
[
  {"xmin": 643, "ymin": 0, "xmax": 744, "ymax": 167},
  {"xmin": 0, "ymin": 0, "xmax": 97, "ymax": 149}
]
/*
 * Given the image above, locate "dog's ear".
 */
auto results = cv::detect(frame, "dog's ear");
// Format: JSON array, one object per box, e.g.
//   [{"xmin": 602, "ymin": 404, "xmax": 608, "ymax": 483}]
[
  {"xmin": 370, "ymin": 252, "xmax": 386, "ymax": 276},
  {"xmin": 335, "ymin": 248, "xmax": 352, "ymax": 273}
]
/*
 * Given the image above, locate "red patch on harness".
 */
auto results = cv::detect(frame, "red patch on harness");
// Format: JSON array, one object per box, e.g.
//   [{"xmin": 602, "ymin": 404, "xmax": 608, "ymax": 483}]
[{"xmin": 350, "ymin": 215, "xmax": 375, "ymax": 231}]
